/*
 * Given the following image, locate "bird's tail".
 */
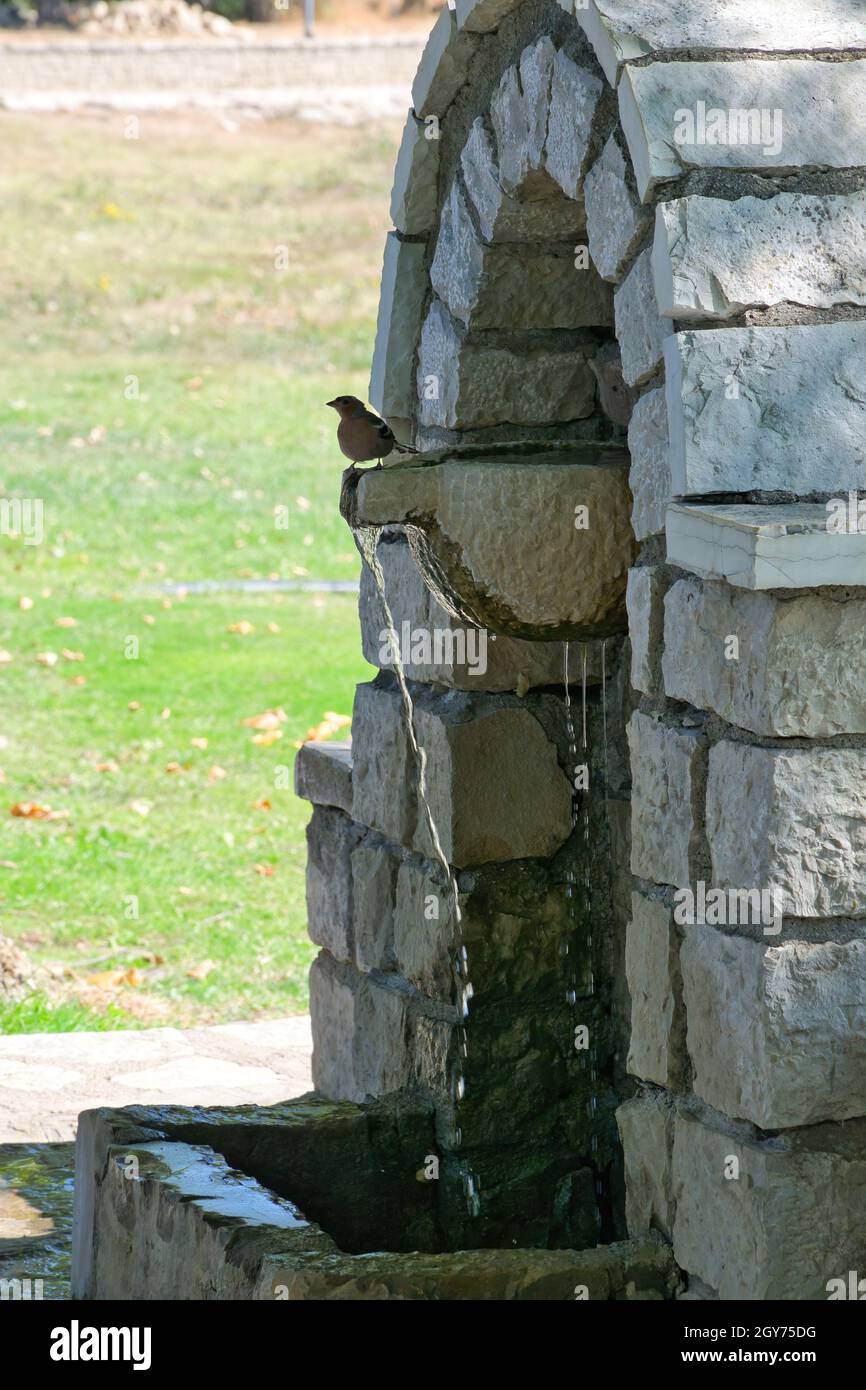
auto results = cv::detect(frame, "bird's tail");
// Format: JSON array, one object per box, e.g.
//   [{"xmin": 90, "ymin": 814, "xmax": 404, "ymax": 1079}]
[{"xmin": 395, "ymin": 442, "xmax": 418, "ymax": 454}]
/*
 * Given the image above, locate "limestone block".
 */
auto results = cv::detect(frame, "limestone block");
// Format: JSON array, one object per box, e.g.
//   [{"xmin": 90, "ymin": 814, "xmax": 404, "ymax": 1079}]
[
  {"xmin": 350, "ymin": 447, "xmax": 635, "ymax": 640},
  {"xmin": 665, "ymin": 322, "xmax": 866, "ymax": 496},
  {"xmin": 626, "ymin": 565, "xmax": 664, "ymax": 697},
  {"xmin": 544, "ymin": 48, "xmax": 604, "ymax": 202},
  {"xmin": 416, "ymin": 297, "xmax": 596, "ymax": 429},
  {"xmin": 294, "ymin": 740, "xmax": 352, "ymax": 814},
  {"xmin": 627, "ymin": 385, "xmax": 669, "ymax": 541},
  {"xmin": 682, "ymin": 924, "xmax": 866, "ymax": 1128},
  {"xmin": 616, "ymin": 1092, "xmax": 674, "ymax": 1240},
  {"xmin": 584, "ymin": 135, "xmax": 651, "ymax": 283},
  {"xmin": 455, "ymin": 0, "xmax": 525, "ymax": 33},
  {"xmin": 491, "ymin": 39, "xmax": 555, "ymax": 196},
  {"xmin": 707, "ymin": 739, "xmax": 866, "ymax": 918},
  {"xmin": 368, "ymin": 233, "xmax": 428, "ymax": 420},
  {"xmin": 359, "ymin": 532, "xmax": 603, "ymax": 691},
  {"xmin": 305, "ymin": 807, "xmax": 364, "ymax": 964},
  {"xmin": 350, "ymin": 681, "xmax": 572, "ymax": 867},
  {"xmin": 653, "ymin": 193, "xmax": 866, "ymax": 321},
  {"xmin": 614, "ymin": 248, "xmax": 669, "ymax": 387},
  {"xmin": 619, "ymin": 59, "xmax": 866, "ymax": 202},
  {"xmin": 666, "ymin": 502, "xmax": 866, "ymax": 591},
  {"xmin": 589, "ymin": 341, "xmax": 637, "ymax": 426},
  {"xmin": 351, "ymin": 841, "xmax": 398, "ymax": 974},
  {"xmin": 390, "ymin": 108, "xmax": 441, "ymax": 235},
  {"xmin": 628, "ymin": 711, "xmax": 704, "ymax": 888},
  {"xmin": 411, "ymin": 5, "xmax": 479, "ymax": 119},
  {"xmin": 461, "ymin": 117, "xmax": 586, "ymax": 243},
  {"xmin": 625, "ymin": 892, "xmax": 687, "ymax": 1088},
  {"xmin": 672, "ymin": 1106, "xmax": 866, "ymax": 1301},
  {"xmin": 310, "ymin": 954, "xmax": 412, "ymax": 1102},
  {"xmin": 663, "ymin": 576, "xmax": 866, "ymax": 737},
  {"xmin": 430, "ymin": 181, "xmax": 612, "ymax": 331},
  {"xmin": 576, "ymin": 0, "xmax": 866, "ymax": 87}
]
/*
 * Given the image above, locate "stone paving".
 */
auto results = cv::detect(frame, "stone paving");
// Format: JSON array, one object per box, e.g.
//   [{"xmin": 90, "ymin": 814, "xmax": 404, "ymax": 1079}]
[{"xmin": 0, "ymin": 1014, "xmax": 313, "ymax": 1143}]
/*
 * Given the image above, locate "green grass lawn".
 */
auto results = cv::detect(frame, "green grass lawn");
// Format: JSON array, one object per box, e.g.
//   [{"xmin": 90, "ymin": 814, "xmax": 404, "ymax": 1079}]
[{"xmin": 0, "ymin": 110, "xmax": 400, "ymax": 1029}]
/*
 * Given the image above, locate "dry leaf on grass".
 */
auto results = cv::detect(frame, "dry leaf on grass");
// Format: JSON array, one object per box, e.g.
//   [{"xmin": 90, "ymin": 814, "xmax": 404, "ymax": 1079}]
[
  {"xmin": 208, "ymin": 765, "xmax": 228, "ymax": 782},
  {"xmin": 227, "ymin": 620, "xmax": 255, "ymax": 635},
  {"xmin": 10, "ymin": 801, "xmax": 67, "ymax": 821},
  {"xmin": 241, "ymin": 708, "xmax": 287, "ymax": 731},
  {"xmin": 186, "ymin": 959, "xmax": 217, "ymax": 981},
  {"xmin": 55, "ymin": 616, "xmax": 79, "ymax": 628},
  {"xmin": 61, "ymin": 648, "xmax": 85, "ymax": 662},
  {"xmin": 129, "ymin": 799, "xmax": 151, "ymax": 816},
  {"xmin": 0, "ymin": 651, "xmax": 13, "ymax": 664},
  {"xmin": 19, "ymin": 596, "xmax": 33, "ymax": 610},
  {"xmin": 190, "ymin": 737, "xmax": 208, "ymax": 750},
  {"xmin": 253, "ymin": 863, "xmax": 275, "ymax": 877},
  {"xmin": 251, "ymin": 730, "xmax": 282, "ymax": 746},
  {"xmin": 85, "ymin": 967, "xmax": 141, "ymax": 988},
  {"xmin": 253, "ymin": 798, "xmax": 272, "ymax": 811},
  {"xmin": 36, "ymin": 651, "xmax": 58, "ymax": 667},
  {"xmin": 95, "ymin": 761, "xmax": 119, "ymax": 773},
  {"xmin": 303, "ymin": 711, "xmax": 351, "ymax": 743}
]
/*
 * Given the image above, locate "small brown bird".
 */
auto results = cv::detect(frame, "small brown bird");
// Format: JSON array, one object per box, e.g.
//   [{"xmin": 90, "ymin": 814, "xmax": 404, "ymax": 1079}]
[{"xmin": 326, "ymin": 395, "xmax": 416, "ymax": 468}]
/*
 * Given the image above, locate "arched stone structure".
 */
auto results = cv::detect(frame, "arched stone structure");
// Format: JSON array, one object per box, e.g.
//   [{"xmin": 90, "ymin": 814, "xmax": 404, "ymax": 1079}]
[{"xmin": 300, "ymin": 0, "xmax": 866, "ymax": 1299}]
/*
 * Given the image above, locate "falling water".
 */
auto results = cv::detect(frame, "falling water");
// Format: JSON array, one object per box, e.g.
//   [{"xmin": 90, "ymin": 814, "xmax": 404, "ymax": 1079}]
[
  {"xmin": 354, "ymin": 525, "xmax": 479, "ymax": 1217},
  {"xmin": 563, "ymin": 640, "xmax": 602, "ymax": 1207}
]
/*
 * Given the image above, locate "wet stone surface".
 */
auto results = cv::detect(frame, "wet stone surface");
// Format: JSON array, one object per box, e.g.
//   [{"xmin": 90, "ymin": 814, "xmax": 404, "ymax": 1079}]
[{"xmin": 0, "ymin": 1143, "xmax": 75, "ymax": 1301}]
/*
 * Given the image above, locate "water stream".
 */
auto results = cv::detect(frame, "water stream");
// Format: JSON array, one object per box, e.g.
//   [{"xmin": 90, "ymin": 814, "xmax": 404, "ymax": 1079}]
[{"xmin": 354, "ymin": 526, "xmax": 479, "ymax": 1217}]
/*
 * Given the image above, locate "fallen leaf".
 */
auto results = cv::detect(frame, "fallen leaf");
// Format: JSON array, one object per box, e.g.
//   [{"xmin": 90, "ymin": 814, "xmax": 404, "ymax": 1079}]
[
  {"xmin": 36, "ymin": 651, "xmax": 58, "ymax": 667},
  {"xmin": 304, "ymin": 711, "xmax": 351, "ymax": 743},
  {"xmin": 0, "ymin": 651, "xmax": 14, "ymax": 664},
  {"xmin": 95, "ymin": 760, "xmax": 119, "ymax": 773},
  {"xmin": 164, "ymin": 762, "xmax": 185, "ymax": 774},
  {"xmin": 266, "ymin": 623, "xmax": 280, "ymax": 634},
  {"xmin": 69, "ymin": 675, "xmax": 87, "ymax": 686},
  {"xmin": 253, "ymin": 798, "xmax": 272, "ymax": 811},
  {"xmin": 85, "ymin": 967, "xmax": 141, "ymax": 988},
  {"xmin": 61, "ymin": 648, "xmax": 85, "ymax": 662},
  {"xmin": 10, "ymin": 801, "xmax": 67, "ymax": 821},
  {"xmin": 19, "ymin": 596, "xmax": 33, "ymax": 610},
  {"xmin": 142, "ymin": 614, "xmax": 156, "ymax": 626},
  {"xmin": 190, "ymin": 736, "xmax": 208, "ymax": 750},
  {"xmin": 251, "ymin": 730, "xmax": 282, "ymax": 747},
  {"xmin": 227, "ymin": 620, "xmax": 254, "ymax": 635},
  {"xmin": 160, "ymin": 708, "xmax": 171, "ymax": 720},
  {"xmin": 186, "ymin": 959, "xmax": 217, "ymax": 980},
  {"xmin": 55, "ymin": 616, "xmax": 79, "ymax": 628},
  {"xmin": 128, "ymin": 701, "xmax": 141, "ymax": 711},
  {"xmin": 178, "ymin": 886, "xmax": 194, "ymax": 896},
  {"xmin": 253, "ymin": 863, "xmax": 275, "ymax": 877},
  {"xmin": 208, "ymin": 765, "xmax": 227, "ymax": 781},
  {"xmin": 242, "ymin": 708, "xmax": 287, "ymax": 731},
  {"xmin": 129, "ymin": 799, "xmax": 151, "ymax": 816}
]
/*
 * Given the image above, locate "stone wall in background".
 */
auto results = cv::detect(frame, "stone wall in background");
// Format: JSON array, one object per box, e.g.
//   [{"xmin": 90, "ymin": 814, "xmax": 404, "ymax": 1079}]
[{"xmin": 298, "ymin": 0, "xmax": 866, "ymax": 1298}]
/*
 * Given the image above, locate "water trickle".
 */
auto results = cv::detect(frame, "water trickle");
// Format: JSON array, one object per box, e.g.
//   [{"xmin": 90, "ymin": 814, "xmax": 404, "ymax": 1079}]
[{"xmin": 354, "ymin": 525, "xmax": 478, "ymax": 1214}]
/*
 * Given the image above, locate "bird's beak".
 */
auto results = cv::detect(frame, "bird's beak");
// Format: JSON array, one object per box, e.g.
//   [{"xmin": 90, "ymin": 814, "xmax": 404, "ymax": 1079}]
[{"xmin": 325, "ymin": 399, "xmax": 337, "ymax": 409}]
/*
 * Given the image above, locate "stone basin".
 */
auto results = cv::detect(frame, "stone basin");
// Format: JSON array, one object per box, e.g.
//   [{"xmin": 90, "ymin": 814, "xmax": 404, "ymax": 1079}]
[
  {"xmin": 72, "ymin": 1093, "xmax": 681, "ymax": 1301},
  {"xmin": 340, "ymin": 443, "xmax": 636, "ymax": 641}
]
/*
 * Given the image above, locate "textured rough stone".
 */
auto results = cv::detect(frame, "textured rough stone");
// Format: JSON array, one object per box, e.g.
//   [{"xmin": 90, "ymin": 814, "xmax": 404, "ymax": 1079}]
[
  {"xmin": 584, "ymin": 135, "xmax": 651, "ymax": 283},
  {"xmin": 617, "ymin": 1092, "xmax": 675, "ymax": 1241},
  {"xmin": 665, "ymin": 321, "xmax": 866, "ymax": 496},
  {"xmin": 627, "ymin": 385, "xmax": 669, "ymax": 541},
  {"xmin": 305, "ymin": 807, "xmax": 363, "ymax": 964},
  {"xmin": 351, "ymin": 841, "xmax": 398, "ymax": 975},
  {"xmin": 310, "ymin": 953, "xmax": 412, "ymax": 1102},
  {"xmin": 614, "ymin": 248, "xmax": 669, "ymax": 387},
  {"xmin": 544, "ymin": 48, "xmax": 604, "ymax": 201},
  {"xmin": 628, "ymin": 711, "xmax": 704, "ymax": 889},
  {"xmin": 626, "ymin": 893, "xmax": 687, "ymax": 1088},
  {"xmin": 666, "ymin": 502, "xmax": 866, "ymax": 591},
  {"xmin": 350, "ymin": 681, "xmax": 572, "ymax": 866},
  {"xmin": 416, "ymin": 297, "xmax": 597, "ymax": 430},
  {"xmin": 430, "ymin": 181, "xmax": 612, "ymax": 331},
  {"xmin": 368, "ymin": 233, "xmax": 428, "ymax": 420},
  {"xmin": 576, "ymin": 0, "xmax": 866, "ymax": 87},
  {"xmin": 455, "ymin": 0, "xmax": 525, "ymax": 33},
  {"xmin": 663, "ymin": 576, "xmax": 866, "ymax": 737},
  {"xmin": 461, "ymin": 117, "xmax": 586, "ymax": 243},
  {"xmin": 294, "ymin": 740, "xmax": 352, "ymax": 814},
  {"xmin": 351, "ymin": 447, "xmax": 635, "ymax": 640},
  {"xmin": 672, "ymin": 1106, "xmax": 866, "ymax": 1301},
  {"xmin": 653, "ymin": 193, "xmax": 866, "ymax": 321},
  {"xmin": 681, "ymin": 924, "xmax": 866, "ymax": 1129},
  {"xmin": 589, "ymin": 342, "xmax": 637, "ymax": 426},
  {"xmin": 411, "ymin": 5, "xmax": 479, "ymax": 119},
  {"xmin": 707, "ymin": 739, "xmax": 866, "ymax": 918},
  {"xmin": 359, "ymin": 532, "xmax": 604, "ymax": 691},
  {"xmin": 619, "ymin": 60, "xmax": 866, "ymax": 202},
  {"xmin": 626, "ymin": 565, "xmax": 665, "ymax": 697},
  {"xmin": 390, "ymin": 109, "xmax": 441, "ymax": 235},
  {"xmin": 491, "ymin": 39, "xmax": 555, "ymax": 196}
]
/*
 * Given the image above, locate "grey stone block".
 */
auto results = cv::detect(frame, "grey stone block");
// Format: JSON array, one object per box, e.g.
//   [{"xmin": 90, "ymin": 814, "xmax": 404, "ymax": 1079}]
[
  {"xmin": 628, "ymin": 711, "xmax": 705, "ymax": 889},
  {"xmin": 369, "ymin": 232, "xmax": 429, "ymax": 419}
]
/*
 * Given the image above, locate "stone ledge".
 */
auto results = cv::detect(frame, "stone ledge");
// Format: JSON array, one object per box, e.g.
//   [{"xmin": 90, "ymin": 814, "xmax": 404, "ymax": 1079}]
[{"xmin": 294, "ymin": 741, "xmax": 352, "ymax": 814}]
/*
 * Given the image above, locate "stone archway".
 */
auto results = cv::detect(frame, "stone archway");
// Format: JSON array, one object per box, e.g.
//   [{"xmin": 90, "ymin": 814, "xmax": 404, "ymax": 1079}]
[{"xmin": 304, "ymin": 0, "xmax": 866, "ymax": 1299}]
